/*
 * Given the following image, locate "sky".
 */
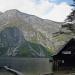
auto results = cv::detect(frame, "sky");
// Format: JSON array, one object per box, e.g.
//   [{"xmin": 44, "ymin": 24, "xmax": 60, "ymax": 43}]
[{"xmin": 0, "ymin": 0, "xmax": 73, "ymax": 22}]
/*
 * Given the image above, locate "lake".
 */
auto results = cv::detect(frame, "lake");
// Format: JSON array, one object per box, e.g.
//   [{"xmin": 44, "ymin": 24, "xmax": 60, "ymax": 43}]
[{"xmin": 0, "ymin": 57, "xmax": 53, "ymax": 75}]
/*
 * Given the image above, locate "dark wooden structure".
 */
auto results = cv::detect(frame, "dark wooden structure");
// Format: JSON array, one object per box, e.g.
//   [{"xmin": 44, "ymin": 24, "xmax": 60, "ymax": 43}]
[{"xmin": 53, "ymin": 38, "xmax": 75, "ymax": 71}]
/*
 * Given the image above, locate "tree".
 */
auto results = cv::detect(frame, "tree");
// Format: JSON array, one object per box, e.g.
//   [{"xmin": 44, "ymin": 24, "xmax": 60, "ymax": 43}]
[
  {"xmin": 66, "ymin": 0, "xmax": 75, "ymax": 22},
  {"xmin": 53, "ymin": 0, "xmax": 75, "ymax": 36}
]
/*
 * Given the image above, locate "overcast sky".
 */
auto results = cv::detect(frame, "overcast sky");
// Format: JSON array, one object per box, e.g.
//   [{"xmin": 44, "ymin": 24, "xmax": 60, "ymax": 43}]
[{"xmin": 0, "ymin": 0, "xmax": 73, "ymax": 22}]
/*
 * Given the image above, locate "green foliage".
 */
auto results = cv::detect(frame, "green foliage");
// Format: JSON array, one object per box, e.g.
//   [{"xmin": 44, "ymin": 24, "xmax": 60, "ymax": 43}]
[
  {"xmin": 18, "ymin": 41, "xmax": 52, "ymax": 57},
  {"xmin": 47, "ymin": 46, "xmax": 55, "ymax": 54},
  {"xmin": 53, "ymin": 34, "xmax": 67, "ymax": 41},
  {"xmin": 0, "ymin": 47, "xmax": 8, "ymax": 56},
  {"xmin": 19, "ymin": 48, "xmax": 28, "ymax": 57}
]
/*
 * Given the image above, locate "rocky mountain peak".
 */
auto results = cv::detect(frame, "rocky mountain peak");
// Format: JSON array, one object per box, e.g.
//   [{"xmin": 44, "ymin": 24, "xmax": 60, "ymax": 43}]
[
  {"xmin": 0, "ymin": 9, "xmax": 62, "ymax": 57},
  {"xmin": 5, "ymin": 9, "xmax": 21, "ymax": 14}
]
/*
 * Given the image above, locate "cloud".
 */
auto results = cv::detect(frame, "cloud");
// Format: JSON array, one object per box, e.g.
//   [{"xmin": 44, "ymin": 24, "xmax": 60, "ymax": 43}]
[
  {"xmin": 43, "ymin": 2, "xmax": 72, "ymax": 22},
  {"xmin": 0, "ymin": 0, "xmax": 72, "ymax": 22}
]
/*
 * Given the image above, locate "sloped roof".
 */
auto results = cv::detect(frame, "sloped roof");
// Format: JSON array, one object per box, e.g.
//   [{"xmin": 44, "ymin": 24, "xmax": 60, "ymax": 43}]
[{"xmin": 52, "ymin": 38, "xmax": 75, "ymax": 56}]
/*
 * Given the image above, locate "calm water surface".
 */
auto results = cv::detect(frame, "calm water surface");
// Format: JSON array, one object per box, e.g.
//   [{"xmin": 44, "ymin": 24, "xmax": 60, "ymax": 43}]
[{"xmin": 0, "ymin": 71, "xmax": 14, "ymax": 75}]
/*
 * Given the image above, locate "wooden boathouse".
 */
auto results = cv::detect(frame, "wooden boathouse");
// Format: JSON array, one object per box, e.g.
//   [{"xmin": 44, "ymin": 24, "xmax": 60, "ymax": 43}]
[{"xmin": 53, "ymin": 38, "xmax": 75, "ymax": 71}]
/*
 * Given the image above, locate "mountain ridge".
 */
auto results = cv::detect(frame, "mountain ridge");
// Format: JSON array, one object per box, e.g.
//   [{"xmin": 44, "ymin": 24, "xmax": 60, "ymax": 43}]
[{"xmin": 0, "ymin": 9, "xmax": 62, "ymax": 57}]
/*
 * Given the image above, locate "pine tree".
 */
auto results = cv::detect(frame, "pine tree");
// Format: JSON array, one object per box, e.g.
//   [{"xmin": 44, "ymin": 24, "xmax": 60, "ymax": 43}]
[
  {"xmin": 52, "ymin": 0, "xmax": 75, "ymax": 51},
  {"xmin": 53, "ymin": 0, "xmax": 75, "ymax": 36},
  {"xmin": 60, "ymin": 0, "xmax": 75, "ymax": 33},
  {"xmin": 66, "ymin": 0, "xmax": 75, "ymax": 22}
]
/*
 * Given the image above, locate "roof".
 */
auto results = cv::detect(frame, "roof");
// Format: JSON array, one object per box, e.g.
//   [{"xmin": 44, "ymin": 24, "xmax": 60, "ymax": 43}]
[{"xmin": 52, "ymin": 38, "xmax": 75, "ymax": 56}]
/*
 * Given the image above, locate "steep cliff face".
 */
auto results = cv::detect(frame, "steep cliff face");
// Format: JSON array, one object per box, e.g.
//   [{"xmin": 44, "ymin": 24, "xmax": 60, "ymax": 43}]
[
  {"xmin": 0, "ymin": 27, "xmax": 24, "ymax": 56},
  {"xmin": 0, "ymin": 27, "xmax": 51, "ymax": 57}
]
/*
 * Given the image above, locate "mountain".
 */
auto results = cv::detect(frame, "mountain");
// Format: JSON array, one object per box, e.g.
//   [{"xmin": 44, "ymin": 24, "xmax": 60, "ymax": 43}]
[
  {"xmin": 0, "ymin": 9, "xmax": 62, "ymax": 57},
  {"xmin": 52, "ymin": 16, "xmax": 75, "ymax": 54}
]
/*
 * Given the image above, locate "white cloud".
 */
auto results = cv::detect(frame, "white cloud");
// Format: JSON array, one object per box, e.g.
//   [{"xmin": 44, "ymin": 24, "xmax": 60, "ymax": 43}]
[
  {"xmin": 0, "ymin": 0, "xmax": 72, "ymax": 22},
  {"xmin": 43, "ymin": 2, "xmax": 72, "ymax": 22}
]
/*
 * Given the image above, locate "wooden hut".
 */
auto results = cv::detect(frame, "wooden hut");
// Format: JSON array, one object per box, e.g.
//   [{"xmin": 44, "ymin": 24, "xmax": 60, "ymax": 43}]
[{"xmin": 53, "ymin": 38, "xmax": 75, "ymax": 71}]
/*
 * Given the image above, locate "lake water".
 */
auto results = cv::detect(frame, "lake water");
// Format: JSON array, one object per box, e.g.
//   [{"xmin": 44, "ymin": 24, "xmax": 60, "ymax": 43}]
[
  {"xmin": 0, "ymin": 69, "xmax": 14, "ymax": 75},
  {"xmin": 0, "ymin": 58, "xmax": 53, "ymax": 75}
]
